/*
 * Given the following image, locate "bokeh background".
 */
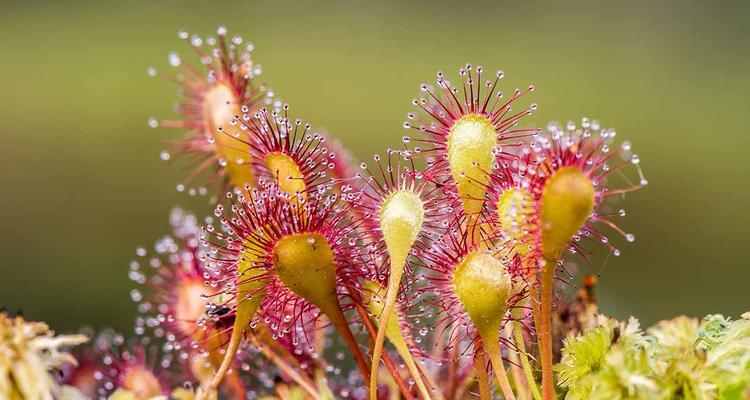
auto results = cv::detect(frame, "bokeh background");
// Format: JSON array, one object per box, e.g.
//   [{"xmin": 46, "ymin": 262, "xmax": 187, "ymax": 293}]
[{"xmin": 1, "ymin": 0, "xmax": 748, "ymax": 334}]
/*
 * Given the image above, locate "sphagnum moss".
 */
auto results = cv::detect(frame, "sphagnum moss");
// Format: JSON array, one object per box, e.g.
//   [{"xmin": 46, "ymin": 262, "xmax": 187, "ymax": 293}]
[{"xmin": 7, "ymin": 28, "xmax": 748, "ymax": 400}]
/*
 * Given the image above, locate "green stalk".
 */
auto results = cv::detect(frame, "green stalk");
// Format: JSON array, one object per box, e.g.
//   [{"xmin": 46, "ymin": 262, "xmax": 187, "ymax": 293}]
[
  {"xmin": 482, "ymin": 333, "xmax": 517, "ymax": 400},
  {"xmin": 368, "ymin": 269, "xmax": 433, "ymax": 400},
  {"xmin": 512, "ymin": 305, "xmax": 542, "ymax": 400}
]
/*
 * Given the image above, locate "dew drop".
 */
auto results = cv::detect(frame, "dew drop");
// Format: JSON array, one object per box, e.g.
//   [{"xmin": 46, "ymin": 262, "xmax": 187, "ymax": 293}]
[{"xmin": 168, "ymin": 52, "xmax": 181, "ymax": 67}]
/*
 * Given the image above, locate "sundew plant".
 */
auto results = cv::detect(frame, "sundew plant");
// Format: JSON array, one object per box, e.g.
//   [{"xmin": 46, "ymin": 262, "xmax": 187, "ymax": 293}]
[{"xmin": 2, "ymin": 28, "xmax": 748, "ymax": 400}]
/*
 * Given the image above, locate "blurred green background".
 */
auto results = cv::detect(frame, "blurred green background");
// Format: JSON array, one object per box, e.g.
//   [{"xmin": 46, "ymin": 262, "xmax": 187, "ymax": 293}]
[{"xmin": 0, "ymin": 0, "xmax": 748, "ymax": 334}]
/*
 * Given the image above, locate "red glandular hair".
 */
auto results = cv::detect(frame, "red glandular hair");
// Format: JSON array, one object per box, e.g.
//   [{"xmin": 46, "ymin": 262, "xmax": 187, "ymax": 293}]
[
  {"xmin": 343, "ymin": 149, "xmax": 453, "ymax": 280},
  {"xmin": 235, "ymin": 105, "xmax": 334, "ymax": 195},
  {"xmin": 202, "ymin": 184, "xmax": 368, "ymax": 349},
  {"xmin": 128, "ymin": 208, "xmax": 240, "ymax": 370},
  {"xmin": 318, "ymin": 131, "xmax": 358, "ymax": 183},
  {"xmin": 151, "ymin": 27, "xmax": 270, "ymax": 190},
  {"xmin": 415, "ymin": 217, "xmax": 525, "ymax": 357},
  {"xmin": 485, "ymin": 118, "xmax": 646, "ymax": 278},
  {"xmin": 59, "ymin": 329, "xmax": 102, "ymax": 398},
  {"xmin": 91, "ymin": 335, "xmax": 169, "ymax": 399},
  {"xmin": 403, "ymin": 64, "xmax": 538, "ymax": 200}
]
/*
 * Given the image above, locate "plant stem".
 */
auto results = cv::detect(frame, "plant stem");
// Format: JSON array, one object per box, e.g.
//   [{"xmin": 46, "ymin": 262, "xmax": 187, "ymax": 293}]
[
  {"xmin": 313, "ymin": 315, "xmax": 328, "ymax": 356},
  {"xmin": 369, "ymin": 268, "xmax": 434, "ymax": 400},
  {"xmin": 512, "ymin": 305, "xmax": 542, "ymax": 400},
  {"xmin": 249, "ymin": 329, "xmax": 320, "ymax": 399},
  {"xmin": 204, "ymin": 247, "xmax": 267, "ymax": 398},
  {"xmin": 474, "ymin": 345, "xmax": 491, "ymax": 400},
  {"xmin": 380, "ymin": 348, "xmax": 416, "ymax": 400},
  {"xmin": 396, "ymin": 342, "xmax": 438, "ymax": 400},
  {"xmin": 454, "ymin": 367, "xmax": 475, "ymax": 400},
  {"xmin": 504, "ymin": 323, "xmax": 530, "ymax": 400},
  {"xmin": 223, "ymin": 369, "xmax": 248, "ymax": 400},
  {"xmin": 539, "ymin": 260, "xmax": 556, "ymax": 400},
  {"xmin": 482, "ymin": 334, "xmax": 517, "ymax": 400},
  {"xmin": 206, "ymin": 315, "xmax": 247, "ymax": 396},
  {"xmin": 369, "ymin": 267, "xmax": 404, "ymax": 400},
  {"xmin": 355, "ymin": 304, "xmax": 414, "ymax": 400},
  {"xmin": 322, "ymin": 303, "xmax": 372, "ymax": 383}
]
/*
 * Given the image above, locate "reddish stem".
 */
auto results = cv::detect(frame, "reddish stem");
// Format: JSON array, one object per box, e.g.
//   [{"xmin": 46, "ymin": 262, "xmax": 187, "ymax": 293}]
[
  {"xmin": 355, "ymin": 304, "xmax": 415, "ymax": 400},
  {"xmin": 539, "ymin": 261, "xmax": 556, "ymax": 400},
  {"xmin": 325, "ymin": 304, "xmax": 372, "ymax": 384}
]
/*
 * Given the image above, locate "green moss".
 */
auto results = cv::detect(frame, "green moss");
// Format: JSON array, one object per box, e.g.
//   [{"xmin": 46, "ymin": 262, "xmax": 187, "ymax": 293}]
[{"xmin": 557, "ymin": 313, "xmax": 750, "ymax": 400}]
